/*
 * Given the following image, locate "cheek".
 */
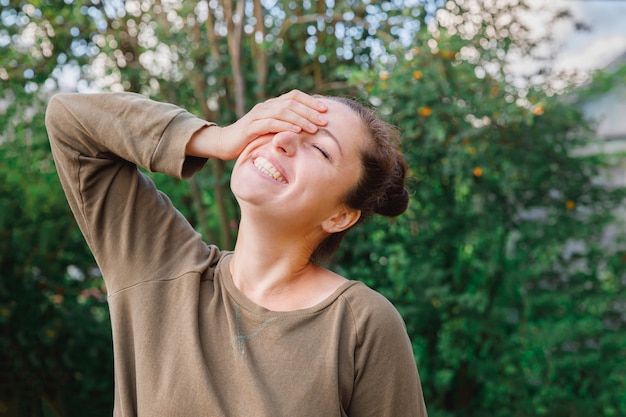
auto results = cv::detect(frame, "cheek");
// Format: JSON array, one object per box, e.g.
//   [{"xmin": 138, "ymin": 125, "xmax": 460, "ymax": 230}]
[
  {"xmin": 310, "ymin": 171, "xmax": 358, "ymax": 207},
  {"xmin": 333, "ymin": 163, "xmax": 362, "ymax": 194},
  {"xmin": 230, "ymin": 159, "xmax": 253, "ymax": 197},
  {"xmin": 230, "ymin": 158, "xmax": 243, "ymax": 183},
  {"xmin": 232, "ymin": 155, "xmax": 245, "ymax": 175}
]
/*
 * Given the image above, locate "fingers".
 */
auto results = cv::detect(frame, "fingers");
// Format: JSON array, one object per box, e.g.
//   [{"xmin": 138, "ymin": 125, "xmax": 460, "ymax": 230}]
[
  {"xmin": 260, "ymin": 90, "xmax": 327, "ymax": 134},
  {"xmin": 217, "ymin": 91, "xmax": 328, "ymax": 160},
  {"xmin": 282, "ymin": 89, "xmax": 328, "ymax": 112}
]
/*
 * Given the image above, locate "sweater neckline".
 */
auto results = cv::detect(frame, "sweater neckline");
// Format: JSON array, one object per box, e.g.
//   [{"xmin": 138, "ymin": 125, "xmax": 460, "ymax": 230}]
[{"xmin": 215, "ymin": 252, "xmax": 361, "ymax": 317}]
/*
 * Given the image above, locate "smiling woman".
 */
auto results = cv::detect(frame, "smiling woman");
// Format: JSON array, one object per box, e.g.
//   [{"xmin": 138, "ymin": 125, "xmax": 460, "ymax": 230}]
[{"xmin": 45, "ymin": 90, "xmax": 427, "ymax": 416}]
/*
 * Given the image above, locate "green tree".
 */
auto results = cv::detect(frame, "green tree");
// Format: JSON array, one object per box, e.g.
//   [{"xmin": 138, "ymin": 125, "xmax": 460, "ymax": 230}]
[
  {"xmin": 0, "ymin": 104, "xmax": 113, "ymax": 415},
  {"xmin": 2, "ymin": 0, "xmax": 625, "ymax": 416},
  {"xmin": 337, "ymin": 21, "xmax": 626, "ymax": 417},
  {"xmin": 1, "ymin": 0, "xmax": 426, "ymax": 413}
]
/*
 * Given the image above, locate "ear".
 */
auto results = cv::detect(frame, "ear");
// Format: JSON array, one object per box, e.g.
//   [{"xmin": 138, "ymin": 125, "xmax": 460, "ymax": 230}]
[{"xmin": 321, "ymin": 206, "xmax": 361, "ymax": 234}]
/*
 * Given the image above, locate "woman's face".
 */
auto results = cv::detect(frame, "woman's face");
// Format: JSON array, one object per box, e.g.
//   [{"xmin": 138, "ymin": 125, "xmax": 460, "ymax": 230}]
[{"xmin": 231, "ymin": 99, "xmax": 367, "ymax": 231}]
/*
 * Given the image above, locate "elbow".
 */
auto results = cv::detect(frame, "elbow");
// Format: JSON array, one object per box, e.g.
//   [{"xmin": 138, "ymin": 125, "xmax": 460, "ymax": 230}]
[
  {"xmin": 45, "ymin": 94, "xmax": 67, "ymax": 127},
  {"xmin": 45, "ymin": 93, "xmax": 73, "ymax": 142}
]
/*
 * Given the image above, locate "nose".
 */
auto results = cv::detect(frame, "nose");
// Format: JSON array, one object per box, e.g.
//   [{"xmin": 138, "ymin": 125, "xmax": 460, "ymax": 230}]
[{"xmin": 271, "ymin": 131, "xmax": 299, "ymax": 156}]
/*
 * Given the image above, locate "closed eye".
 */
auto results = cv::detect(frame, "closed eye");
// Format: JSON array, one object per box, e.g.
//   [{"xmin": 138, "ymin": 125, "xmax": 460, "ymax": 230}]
[{"xmin": 312, "ymin": 144, "xmax": 331, "ymax": 160}]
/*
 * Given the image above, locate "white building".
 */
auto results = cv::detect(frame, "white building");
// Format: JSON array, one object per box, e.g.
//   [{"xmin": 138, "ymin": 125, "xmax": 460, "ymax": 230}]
[{"xmin": 575, "ymin": 50, "xmax": 626, "ymax": 189}]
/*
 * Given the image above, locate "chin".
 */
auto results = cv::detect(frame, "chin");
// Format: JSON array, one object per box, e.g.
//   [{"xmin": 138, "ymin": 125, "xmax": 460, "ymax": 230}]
[{"xmin": 230, "ymin": 175, "xmax": 268, "ymax": 207}]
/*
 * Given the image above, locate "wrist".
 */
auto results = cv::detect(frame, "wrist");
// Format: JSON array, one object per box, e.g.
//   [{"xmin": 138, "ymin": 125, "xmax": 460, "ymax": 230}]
[{"xmin": 185, "ymin": 124, "xmax": 222, "ymax": 159}]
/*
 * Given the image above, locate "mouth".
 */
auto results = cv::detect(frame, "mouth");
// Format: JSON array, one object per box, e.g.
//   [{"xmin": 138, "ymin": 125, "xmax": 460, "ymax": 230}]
[{"xmin": 253, "ymin": 156, "xmax": 287, "ymax": 184}]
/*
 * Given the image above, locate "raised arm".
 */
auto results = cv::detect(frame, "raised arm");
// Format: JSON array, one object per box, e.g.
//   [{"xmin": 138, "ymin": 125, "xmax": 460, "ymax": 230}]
[
  {"xmin": 45, "ymin": 92, "xmax": 218, "ymax": 294},
  {"xmin": 45, "ymin": 91, "xmax": 328, "ymax": 294}
]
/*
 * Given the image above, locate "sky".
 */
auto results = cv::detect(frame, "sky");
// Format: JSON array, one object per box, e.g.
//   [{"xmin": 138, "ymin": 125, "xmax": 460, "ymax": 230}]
[{"xmin": 549, "ymin": 0, "xmax": 626, "ymax": 73}]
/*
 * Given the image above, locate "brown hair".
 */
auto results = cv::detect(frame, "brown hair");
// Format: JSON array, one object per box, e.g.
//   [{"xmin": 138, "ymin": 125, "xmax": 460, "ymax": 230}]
[{"xmin": 312, "ymin": 96, "xmax": 409, "ymax": 264}]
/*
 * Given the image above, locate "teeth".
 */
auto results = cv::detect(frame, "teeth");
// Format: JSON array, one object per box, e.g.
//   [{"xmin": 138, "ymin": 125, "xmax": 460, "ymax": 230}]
[{"xmin": 253, "ymin": 157, "xmax": 287, "ymax": 183}]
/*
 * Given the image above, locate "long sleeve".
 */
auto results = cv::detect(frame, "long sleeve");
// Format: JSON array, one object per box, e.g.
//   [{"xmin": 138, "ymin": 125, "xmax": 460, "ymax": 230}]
[
  {"xmin": 45, "ymin": 92, "xmax": 218, "ymax": 295},
  {"xmin": 347, "ymin": 291, "xmax": 428, "ymax": 417}
]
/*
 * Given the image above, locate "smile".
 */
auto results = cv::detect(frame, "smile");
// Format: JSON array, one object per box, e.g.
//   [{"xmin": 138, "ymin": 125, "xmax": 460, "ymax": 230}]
[{"xmin": 253, "ymin": 156, "xmax": 287, "ymax": 183}]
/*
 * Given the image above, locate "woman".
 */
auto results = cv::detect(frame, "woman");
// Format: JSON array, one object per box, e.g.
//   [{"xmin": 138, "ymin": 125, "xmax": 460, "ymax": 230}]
[{"xmin": 46, "ymin": 90, "xmax": 427, "ymax": 416}]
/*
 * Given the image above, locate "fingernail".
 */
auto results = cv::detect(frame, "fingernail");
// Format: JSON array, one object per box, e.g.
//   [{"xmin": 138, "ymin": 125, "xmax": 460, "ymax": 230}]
[
  {"xmin": 317, "ymin": 115, "xmax": 327, "ymax": 124},
  {"xmin": 307, "ymin": 122, "xmax": 318, "ymax": 132},
  {"xmin": 318, "ymin": 102, "xmax": 328, "ymax": 111}
]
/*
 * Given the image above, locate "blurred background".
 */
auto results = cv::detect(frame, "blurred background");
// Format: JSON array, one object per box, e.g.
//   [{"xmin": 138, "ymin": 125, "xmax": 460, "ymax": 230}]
[{"xmin": 1, "ymin": 0, "xmax": 626, "ymax": 416}]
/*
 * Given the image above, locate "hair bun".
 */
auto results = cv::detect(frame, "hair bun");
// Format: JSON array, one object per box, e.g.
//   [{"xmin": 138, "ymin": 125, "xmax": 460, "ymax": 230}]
[
  {"xmin": 375, "ymin": 184, "xmax": 409, "ymax": 217},
  {"xmin": 375, "ymin": 156, "xmax": 409, "ymax": 217}
]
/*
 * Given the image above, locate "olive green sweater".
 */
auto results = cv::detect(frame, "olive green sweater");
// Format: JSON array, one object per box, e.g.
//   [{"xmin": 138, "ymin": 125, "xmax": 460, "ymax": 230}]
[{"xmin": 45, "ymin": 92, "xmax": 427, "ymax": 417}]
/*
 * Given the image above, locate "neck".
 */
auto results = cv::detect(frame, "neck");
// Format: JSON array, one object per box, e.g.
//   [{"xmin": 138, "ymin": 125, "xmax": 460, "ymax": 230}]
[{"xmin": 230, "ymin": 211, "xmax": 323, "ymax": 306}]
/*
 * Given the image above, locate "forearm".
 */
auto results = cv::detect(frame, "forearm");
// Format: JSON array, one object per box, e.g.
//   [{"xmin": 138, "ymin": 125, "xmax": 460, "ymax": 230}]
[
  {"xmin": 185, "ymin": 124, "xmax": 226, "ymax": 159},
  {"xmin": 46, "ymin": 92, "xmax": 213, "ymax": 179}
]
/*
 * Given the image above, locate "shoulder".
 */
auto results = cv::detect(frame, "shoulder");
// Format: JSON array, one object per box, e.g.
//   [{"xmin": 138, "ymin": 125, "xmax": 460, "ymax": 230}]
[
  {"xmin": 339, "ymin": 282, "xmax": 408, "ymax": 343},
  {"xmin": 341, "ymin": 281, "xmax": 404, "ymax": 320}
]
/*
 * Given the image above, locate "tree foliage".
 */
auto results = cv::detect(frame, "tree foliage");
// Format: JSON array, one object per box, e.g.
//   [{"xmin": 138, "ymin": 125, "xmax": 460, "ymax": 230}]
[
  {"xmin": 0, "ymin": 102, "xmax": 113, "ymax": 415},
  {"xmin": 1, "ymin": 0, "xmax": 625, "ymax": 416},
  {"xmin": 336, "ymin": 28, "xmax": 626, "ymax": 416}
]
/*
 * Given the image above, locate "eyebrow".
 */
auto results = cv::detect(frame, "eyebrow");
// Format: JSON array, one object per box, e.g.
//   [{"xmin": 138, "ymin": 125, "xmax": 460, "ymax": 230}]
[{"xmin": 317, "ymin": 127, "xmax": 344, "ymax": 156}]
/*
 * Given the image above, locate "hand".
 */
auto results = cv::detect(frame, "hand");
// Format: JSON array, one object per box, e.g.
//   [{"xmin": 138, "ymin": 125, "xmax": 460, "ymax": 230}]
[{"xmin": 186, "ymin": 90, "xmax": 328, "ymax": 160}]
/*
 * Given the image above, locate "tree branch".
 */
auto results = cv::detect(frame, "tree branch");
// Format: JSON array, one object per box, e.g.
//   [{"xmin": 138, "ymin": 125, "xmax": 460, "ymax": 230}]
[{"xmin": 252, "ymin": 0, "xmax": 268, "ymax": 100}]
